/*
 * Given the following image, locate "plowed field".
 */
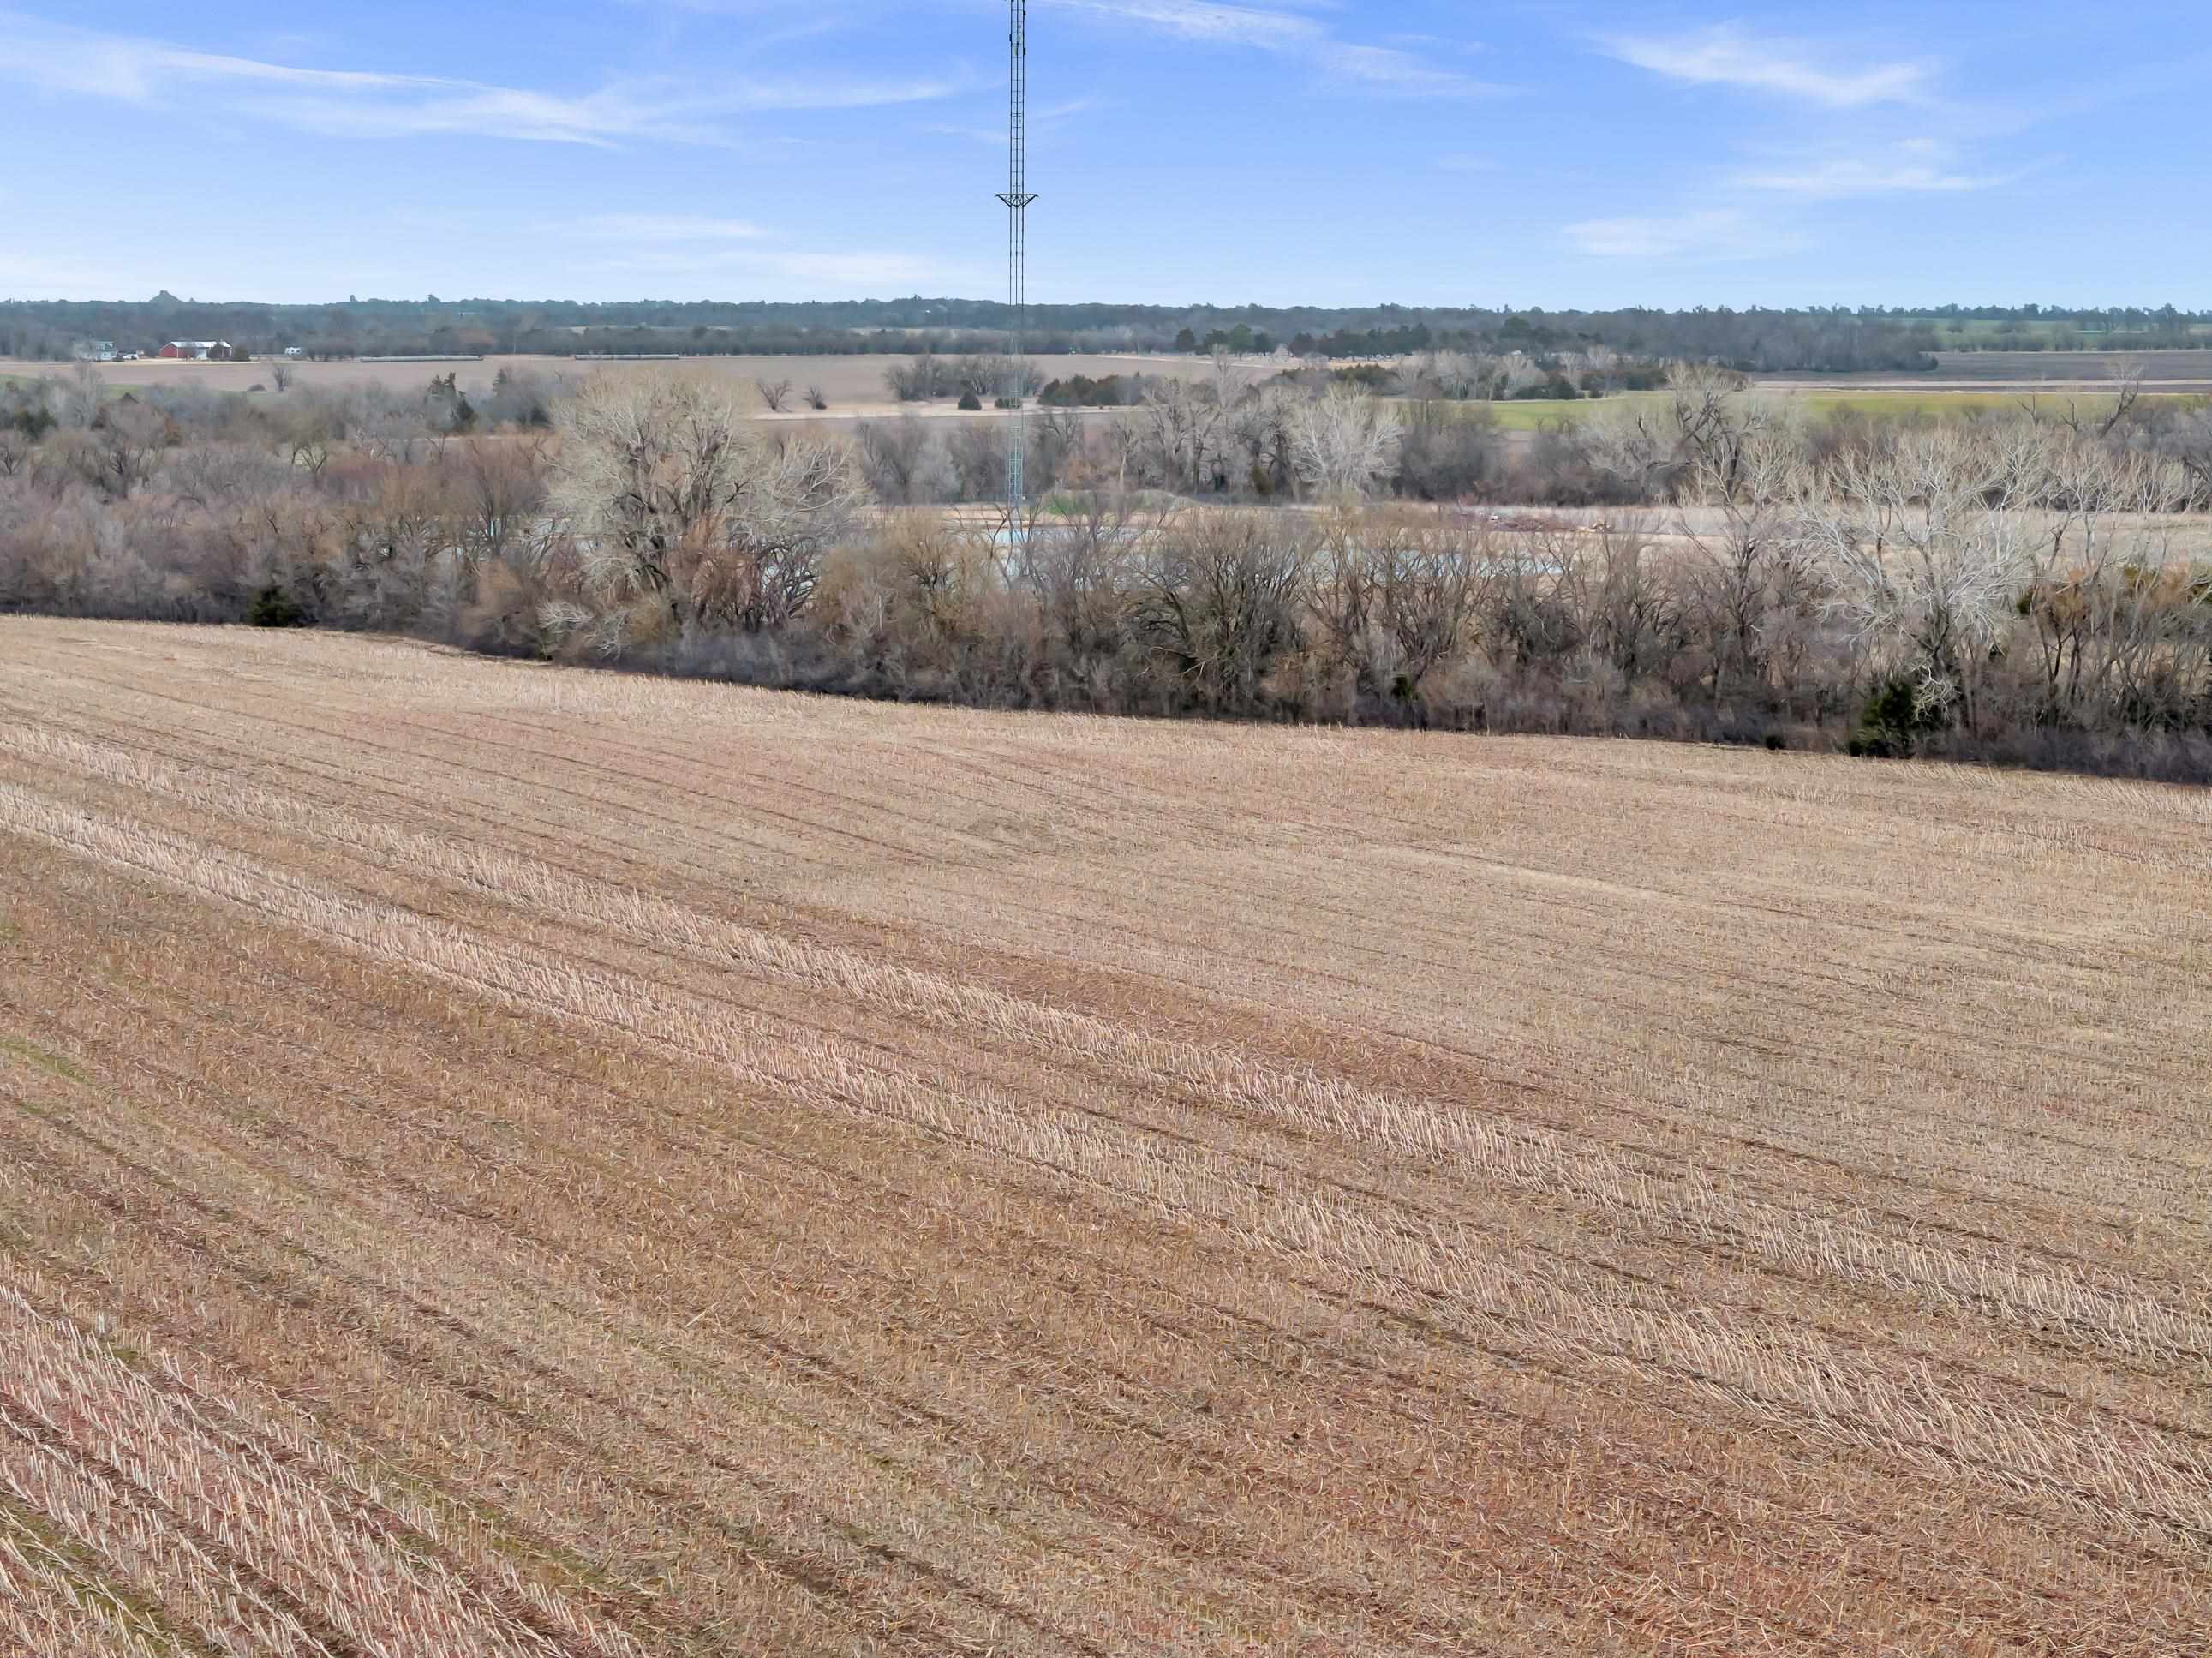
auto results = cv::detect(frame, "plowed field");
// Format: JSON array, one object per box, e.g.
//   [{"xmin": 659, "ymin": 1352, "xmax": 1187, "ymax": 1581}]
[{"xmin": 2, "ymin": 620, "xmax": 2208, "ymax": 1655}]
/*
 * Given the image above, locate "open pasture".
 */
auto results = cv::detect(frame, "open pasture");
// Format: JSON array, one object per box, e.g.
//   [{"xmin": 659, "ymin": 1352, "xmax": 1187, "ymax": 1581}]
[{"xmin": 1, "ymin": 620, "xmax": 2209, "ymax": 1655}]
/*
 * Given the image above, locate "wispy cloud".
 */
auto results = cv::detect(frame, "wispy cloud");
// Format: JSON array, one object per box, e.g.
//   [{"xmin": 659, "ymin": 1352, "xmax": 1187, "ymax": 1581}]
[
  {"xmin": 621, "ymin": 2, "xmax": 854, "ymax": 50},
  {"xmin": 0, "ymin": 9, "xmax": 965, "ymax": 144},
  {"xmin": 1563, "ymin": 208, "xmax": 1771, "ymax": 261},
  {"xmin": 1317, "ymin": 44, "xmax": 1501, "ymax": 98},
  {"xmin": 1733, "ymin": 156, "xmax": 2001, "ymax": 198},
  {"xmin": 1042, "ymin": 0, "xmax": 1498, "ymax": 97},
  {"xmin": 1041, "ymin": 0, "xmax": 1323, "ymax": 50},
  {"xmin": 1604, "ymin": 26, "xmax": 1930, "ymax": 109},
  {"xmin": 571, "ymin": 214, "xmax": 770, "ymax": 242},
  {"xmin": 1384, "ymin": 33, "xmax": 1484, "ymax": 55},
  {"xmin": 741, "ymin": 249, "xmax": 951, "ymax": 288},
  {"xmin": 561, "ymin": 214, "xmax": 956, "ymax": 294},
  {"xmin": 926, "ymin": 94, "xmax": 1105, "ymax": 144},
  {"xmin": 1719, "ymin": 134, "xmax": 2036, "ymax": 200}
]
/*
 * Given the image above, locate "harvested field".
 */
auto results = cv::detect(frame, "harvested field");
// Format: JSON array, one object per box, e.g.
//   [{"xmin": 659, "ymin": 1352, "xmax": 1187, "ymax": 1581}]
[
  {"xmin": 0, "ymin": 351, "xmax": 1186, "ymax": 418},
  {"xmin": 1, "ymin": 618, "xmax": 2209, "ymax": 1655},
  {"xmin": 1423, "ymin": 388, "xmax": 2206, "ymax": 432},
  {"xmin": 1762, "ymin": 350, "xmax": 2212, "ymax": 394}
]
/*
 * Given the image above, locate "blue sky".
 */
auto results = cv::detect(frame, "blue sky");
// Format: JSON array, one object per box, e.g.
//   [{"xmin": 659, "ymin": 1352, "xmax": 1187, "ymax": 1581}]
[{"xmin": 2, "ymin": 2, "xmax": 2207, "ymax": 308}]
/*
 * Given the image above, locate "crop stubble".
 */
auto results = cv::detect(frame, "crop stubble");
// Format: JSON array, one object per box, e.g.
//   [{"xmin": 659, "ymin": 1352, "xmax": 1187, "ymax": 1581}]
[{"xmin": 0, "ymin": 619, "xmax": 2207, "ymax": 1655}]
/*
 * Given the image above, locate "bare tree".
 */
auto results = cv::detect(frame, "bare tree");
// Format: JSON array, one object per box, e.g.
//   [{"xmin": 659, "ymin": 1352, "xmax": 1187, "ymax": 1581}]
[
  {"xmin": 286, "ymin": 423, "xmax": 333, "ymax": 481},
  {"xmin": 1289, "ymin": 388, "xmax": 1402, "ymax": 502},
  {"xmin": 351, "ymin": 392, "xmax": 432, "ymax": 464},
  {"xmin": 75, "ymin": 398, "xmax": 170, "ymax": 499},
  {"xmin": 1405, "ymin": 349, "xmax": 1481, "ymax": 402},
  {"xmin": 1028, "ymin": 407, "xmax": 1085, "ymax": 496},
  {"xmin": 805, "ymin": 385, "xmax": 828, "ymax": 411},
  {"xmin": 457, "ymin": 435, "xmax": 550, "ymax": 566},
  {"xmin": 756, "ymin": 378, "xmax": 794, "ymax": 414},
  {"xmin": 1106, "ymin": 415, "xmax": 1148, "ymax": 495},
  {"xmin": 2100, "ymin": 356, "xmax": 2149, "ymax": 438},
  {"xmin": 1208, "ymin": 346, "xmax": 1246, "ymax": 412},
  {"xmin": 948, "ymin": 418, "xmax": 1007, "ymax": 503},
  {"xmin": 157, "ymin": 441, "xmax": 292, "ymax": 510},
  {"xmin": 885, "ymin": 356, "xmax": 948, "ymax": 403},
  {"xmin": 60, "ymin": 364, "xmax": 105, "ymax": 430},
  {"xmin": 325, "ymin": 455, "xmax": 461, "ymax": 629},
  {"xmin": 1020, "ymin": 491, "xmax": 1143, "ymax": 682},
  {"xmin": 1581, "ymin": 404, "xmax": 1681, "ymax": 502},
  {"xmin": 1229, "ymin": 383, "xmax": 1298, "ymax": 495},
  {"xmin": 553, "ymin": 374, "xmax": 867, "ymax": 632},
  {"xmin": 1797, "ymin": 427, "xmax": 2037, "ymax": 732},
  {"xmin": 1133, "ymin": 511, "xmax": 1306, "ymax": 709},
  {"xmin": 1677, "ymin": 418, "xmax": 1813, "ymax": 697},
  {"xmin": 700, "ymin": 428, "xmax": 870, "ymax": 629},
  {"xmin": 2015, "ymin": 435, "xmax": 2196, "ymax": 718},
  {"xmin": 2160, "ymin": 404, "xmax": 2212, "ymax": 509},
  {"xmin": 1475, "ymin": 529, "xmax": 1587, "ymax": 673},
  {"xmin": 1584, "ymin": 362, "xmax": 1774, "ymax": 505},
  {"xmin": 2024, "ymin": 354, "xmax": 2148, "ymax": 442},
  {"xmin": 271, "ymin": 360, "xmax": 296, "ymax": 394},
  {"xmin": 856, "ymin": 413, "xmax": 953, "ymax": 506},
  {"xmin": 1138, "ymin": 376, "xmax": 1228, "ymax": 495},
  {"xmin": 1307, "ymin": 512, "xmax": 1483, "ymax": 702},
  {"xmin": 1584, "ymin": 518, "xmax": 1686, "ymax": 685}
]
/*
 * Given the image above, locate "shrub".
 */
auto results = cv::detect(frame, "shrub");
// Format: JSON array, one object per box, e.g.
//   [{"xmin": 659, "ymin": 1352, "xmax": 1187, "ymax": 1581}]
[
  {"xmin": 1330, "ymin": 363, "xmax": 1396, "ymax": 392},
  {"xmin": 247, "ymin": 583, "xmax": 310, "ymax": 629},
  {"xmin": 1849, "ymin": 676, "xmax": 1945, "ymax": 758},
  {"xmin": 958, "ymin": 391, "xmax": 983, "ymax": 412}
]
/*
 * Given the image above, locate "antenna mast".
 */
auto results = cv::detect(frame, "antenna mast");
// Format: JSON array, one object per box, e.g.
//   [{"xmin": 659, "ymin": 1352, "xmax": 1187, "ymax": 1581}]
[{"xmin": 997, "ymin": 0, "xmax": 1037, "ymax": 552}]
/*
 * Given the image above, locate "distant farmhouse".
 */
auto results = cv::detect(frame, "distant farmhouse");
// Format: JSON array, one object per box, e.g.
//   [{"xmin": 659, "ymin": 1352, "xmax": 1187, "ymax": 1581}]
[
  {"xmin": 158, "ymin": 341, "xmax": 236, "ymax": 361},
  {"xmin": 72, "ymin": 340, "xmax": 118, "ymax": 362}
]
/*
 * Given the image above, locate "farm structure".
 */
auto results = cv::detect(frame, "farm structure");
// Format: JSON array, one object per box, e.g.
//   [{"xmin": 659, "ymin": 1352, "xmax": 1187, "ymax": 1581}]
[{"xmin": 0, "ymin": 620, "xmax": 2207, "ymax": 1656}]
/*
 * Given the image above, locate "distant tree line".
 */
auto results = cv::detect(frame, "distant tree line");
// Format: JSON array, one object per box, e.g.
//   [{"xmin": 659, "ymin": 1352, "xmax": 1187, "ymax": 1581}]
[
  {"xmin": 8, "ymin": 296, "xmax": 2207, "ymax": 373},
  {"xmin": 1896, "ymin": 302, "xmax": 2212, "ymax": 350}
]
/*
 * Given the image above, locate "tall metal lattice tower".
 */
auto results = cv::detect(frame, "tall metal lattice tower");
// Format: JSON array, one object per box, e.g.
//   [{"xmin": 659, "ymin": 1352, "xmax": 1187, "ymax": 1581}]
[{"xmin": 997, "ymin": 0, "xmax": 1037, "ymax": 548}]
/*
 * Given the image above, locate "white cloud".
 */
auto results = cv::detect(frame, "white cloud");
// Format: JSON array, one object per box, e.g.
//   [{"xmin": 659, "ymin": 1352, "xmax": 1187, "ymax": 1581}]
[
  {"xmin": 562, "ymin": 215, "xmax": 956, "ymax": 294},
  {"xmin": 1732, "ymin": 157, "xmax": 1997, "ymax": 198},
  {"xmin": 1316, "ymin": 44, "xmax": 1499, "ymax": 98},
  {"xmin": 1041, "ymin": 0, "xmax": 1497, "ymax": 97},
  {"xmin": 1384, "ymin": 33, "xmax": 1484, "ymax": 55},
  {"xmin": 0, "ymin": 10, "xmax": 963, "ymax": 145},
  {"xmin": 1563, "ymin": 209, "xmax": 1764, "ymax": 261},
  {"xmin": 571, "ymin": 215, "xmax": 771, "ymax": 242},
  {"xmin": 744, "ymin": 249, "xmax": 949, "ymax": 288},
  {"xmin": 1040, "ymin": 0, "xmax": 1324, "ymax": 50},
  {"xmin": 1605, "ymin": 26, "xmax": 1930, "ymax": 109},
  {"xmin": 926, "ymin": 95, "xmax": 1105, "ymax": 144}
]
